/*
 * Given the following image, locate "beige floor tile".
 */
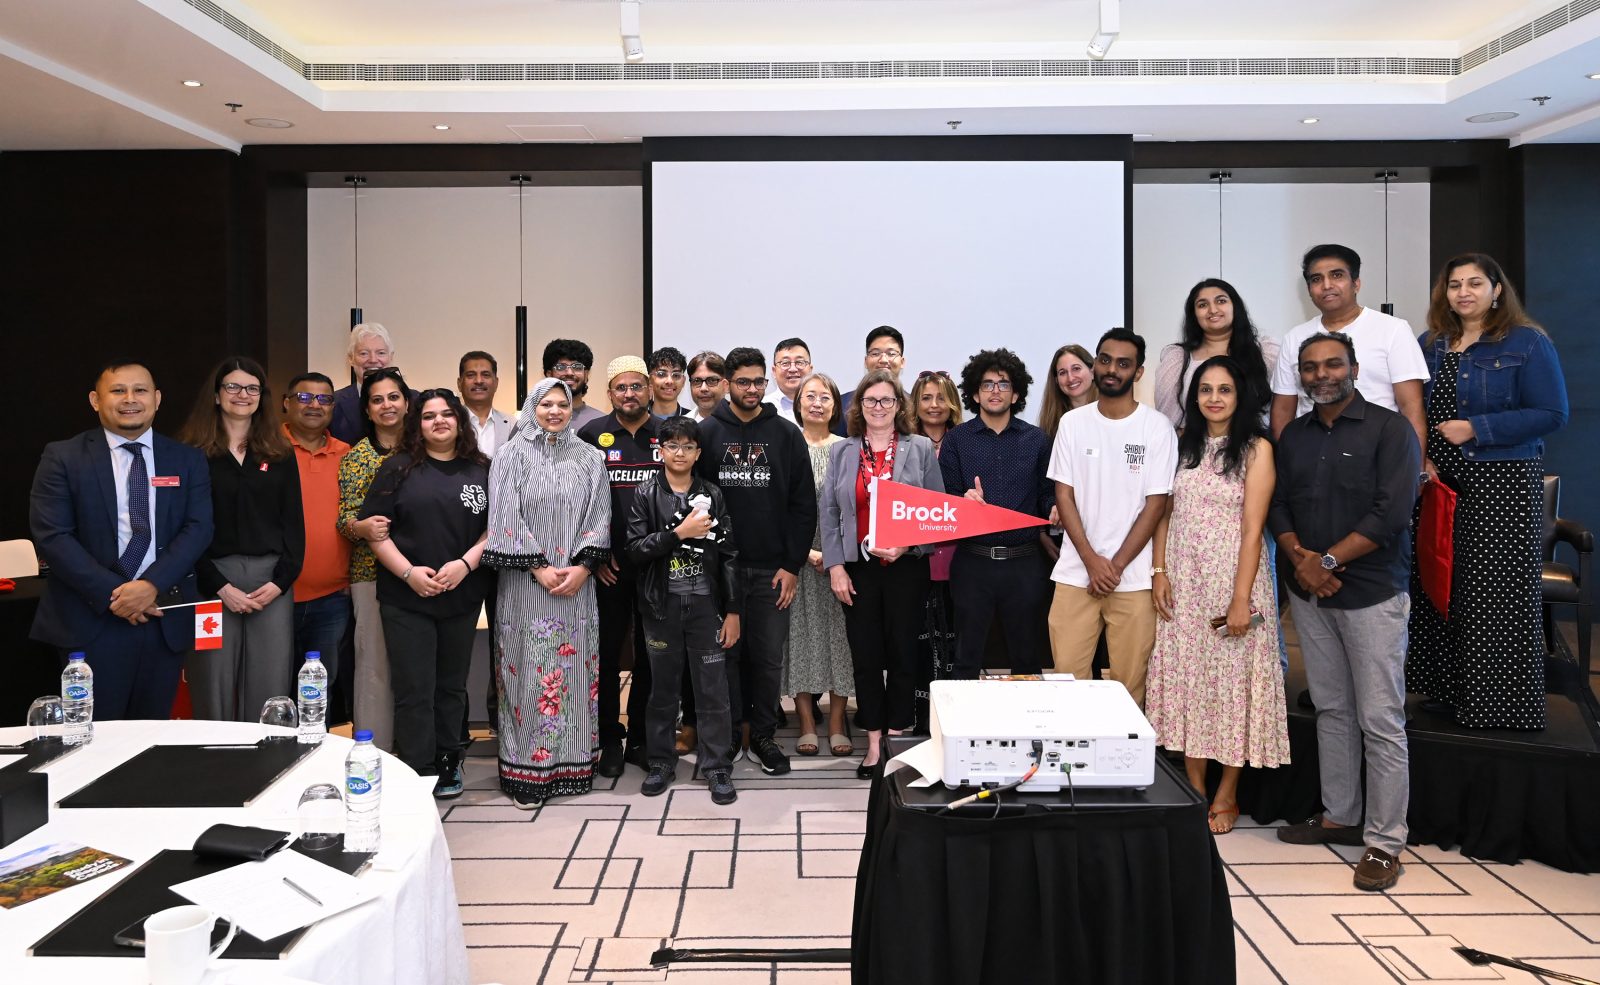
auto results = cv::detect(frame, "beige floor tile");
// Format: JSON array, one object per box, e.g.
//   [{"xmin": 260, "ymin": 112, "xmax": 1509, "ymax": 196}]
[
  {"xmin": 467, "ymin": 944, "xmax": 565, "ymax": 985},
  {"xmin": 1232, "ymin": 927, "xmax": 1285, "ymax": 985},
  {"xmin": 465, "ymin": 923, "xmax": 563, "ymax": 947},
  {"xmin": 1255, "ymin": 894, "xmax": 1403, "ymax": 944},
  {"xmin": 1416, "ymin": 913, "xmax": 1600, "ymax": 956},
  {"xmin": 1392, "ymin": 863, "xmax": 1546, "ymax": 915},
  {"xmin": 1232, "ymin": 859, "xmax": 1458, "ymax": 897},
  {"xmin": 1482, "ymin": 860, "xmax": 1600, "ymax": 914}
]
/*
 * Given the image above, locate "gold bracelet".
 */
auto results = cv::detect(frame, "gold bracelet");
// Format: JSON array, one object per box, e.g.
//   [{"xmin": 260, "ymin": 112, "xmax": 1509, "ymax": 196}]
[{"xmin": 1151, "ymin": 566, "xmax": 1166, "ymax": 574}]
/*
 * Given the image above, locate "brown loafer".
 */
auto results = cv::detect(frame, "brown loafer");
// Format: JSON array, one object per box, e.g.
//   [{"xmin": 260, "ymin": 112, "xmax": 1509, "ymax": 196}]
[
  {"xmin": 674, "ymin": 725, "xmax": 697, "ymax": 757},
  {"xmin": 1276, "ymin": 814, "xmax": 1364, "ymax": 846},
  {"xmin": 1353, "ymin": 846, "xmax": 1403, "ymax": 891}
]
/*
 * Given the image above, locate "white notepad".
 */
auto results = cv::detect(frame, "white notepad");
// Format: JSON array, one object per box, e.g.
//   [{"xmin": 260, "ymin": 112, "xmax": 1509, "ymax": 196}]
[{"xmin": 171, "ymin": 848, "xmax": 377, "ymax": 941}]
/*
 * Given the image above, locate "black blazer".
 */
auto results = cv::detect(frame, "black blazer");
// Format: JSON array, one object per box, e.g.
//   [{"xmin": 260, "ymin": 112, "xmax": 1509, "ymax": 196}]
[{"xmin": 29, "ymin": 429, "xmax": 214, "ymax": 653}]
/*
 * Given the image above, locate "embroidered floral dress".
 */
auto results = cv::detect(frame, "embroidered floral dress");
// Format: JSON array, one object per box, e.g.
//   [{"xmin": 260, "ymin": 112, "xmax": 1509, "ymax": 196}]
[{"xmin": 482, "ymin": 384, "xmax": 611, "ymax": 802}]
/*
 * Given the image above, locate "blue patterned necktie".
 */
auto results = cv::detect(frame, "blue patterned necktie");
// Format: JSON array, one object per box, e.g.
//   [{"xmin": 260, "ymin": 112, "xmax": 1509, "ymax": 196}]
[{"xmin": 119, "ymin": 442, "xmax": 151, "ymax": 579}]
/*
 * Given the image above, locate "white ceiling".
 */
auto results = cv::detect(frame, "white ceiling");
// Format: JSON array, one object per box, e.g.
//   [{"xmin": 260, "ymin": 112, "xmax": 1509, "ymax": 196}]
[{"xmin": 1, "ymin": 0, "xmax": 1598, "ymax": 151}]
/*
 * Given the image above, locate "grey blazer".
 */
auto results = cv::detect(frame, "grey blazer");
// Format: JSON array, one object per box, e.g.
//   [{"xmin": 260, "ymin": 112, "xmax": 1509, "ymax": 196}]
[{"xmin": 820, "ymin": 432, "xmax": 944, "ymax": 570}]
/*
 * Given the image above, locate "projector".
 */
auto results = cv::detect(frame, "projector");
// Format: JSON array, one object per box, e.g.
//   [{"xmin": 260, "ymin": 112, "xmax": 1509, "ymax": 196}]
[{"xmin": 930, "ymin": 679, "xmax": 1156, "ymax": 790}]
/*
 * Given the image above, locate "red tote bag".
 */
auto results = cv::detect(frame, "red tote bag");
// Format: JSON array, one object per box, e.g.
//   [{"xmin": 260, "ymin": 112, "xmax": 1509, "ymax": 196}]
[{"xmin": 1417, "ymin": 476, "xmax": 1459, "ymax": 618}]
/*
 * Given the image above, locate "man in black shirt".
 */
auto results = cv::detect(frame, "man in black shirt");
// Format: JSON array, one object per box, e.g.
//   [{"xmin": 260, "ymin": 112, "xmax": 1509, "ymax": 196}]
[
  {"xmin": 1269, "ymin": 332, "xmax": 1420, "ymax": 892},
  {"xmin": 577, "ymin": 355, "xmax": 661, "ymax": 776},
  {"xmin": 696, "ymin": 347, "xmax": 818, "ymax": 775}
]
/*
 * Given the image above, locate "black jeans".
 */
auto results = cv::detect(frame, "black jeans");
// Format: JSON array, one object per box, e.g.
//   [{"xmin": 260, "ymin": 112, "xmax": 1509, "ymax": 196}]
[
  {"xmin": 948, "ymin": 549, "xmax": 1050, "ymax": 679},
  {"xmin": 381, "ymin": 604, "xmax": 477, "ymax": 775},
  {"xmin": 595, "ymin": 568, "xmax": 651, "ymax": 749},
  {"xmin": 642, "ymin": 594, "xmax": 733, "ymax": 772},
  {"xmin": 727, "ymin": 565, "xmax": 791, "ymax": 742},
  {"xmin": 843, "ymin": 556, "xmax": 930, "ymax": 732}
]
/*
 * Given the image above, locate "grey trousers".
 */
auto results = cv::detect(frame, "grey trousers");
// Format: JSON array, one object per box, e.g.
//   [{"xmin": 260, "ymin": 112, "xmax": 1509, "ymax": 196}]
[
  {"xmin": 351, "ymin": 580, "xmax": 395, "ymax": 752},
  {"xmin": 187, "ymin": 553, "xmax": 294, "ymax": 723},
  {"xmin": 1290, "ymin": 591, "xmax": 1411, "ymax": 855}
]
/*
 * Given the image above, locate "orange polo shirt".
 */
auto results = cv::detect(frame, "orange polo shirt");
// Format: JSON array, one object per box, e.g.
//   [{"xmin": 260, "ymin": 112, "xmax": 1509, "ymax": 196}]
[{"xmin": 285, "ymin": 425, "xmax": 353, "ymax": 602}]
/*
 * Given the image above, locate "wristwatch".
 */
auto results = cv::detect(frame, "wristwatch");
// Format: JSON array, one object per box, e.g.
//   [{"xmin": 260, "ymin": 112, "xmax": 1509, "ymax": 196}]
[{"xmin": 1320, "ymin": 553, "xmax": 1339, "ymax": 571}]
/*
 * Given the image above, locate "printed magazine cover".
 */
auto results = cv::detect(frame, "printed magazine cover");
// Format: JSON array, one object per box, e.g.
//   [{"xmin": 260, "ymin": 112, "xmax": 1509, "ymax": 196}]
[{"xmin": 0, "ymin": 842, "xmax": 132, "ymax": 908}]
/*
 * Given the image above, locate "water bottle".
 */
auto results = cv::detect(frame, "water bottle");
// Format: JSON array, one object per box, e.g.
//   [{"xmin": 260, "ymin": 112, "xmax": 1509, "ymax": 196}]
[
  {"xmin": 61, "ymin": 652, "xmax": 94, "ymax": 746},
  {"xmin": 344, "ymin": 730, "xmax": 382, "ymax": 853},
  {"xmin": 297, "ymin": 652, "xmax": 328, "ymax": 744}
]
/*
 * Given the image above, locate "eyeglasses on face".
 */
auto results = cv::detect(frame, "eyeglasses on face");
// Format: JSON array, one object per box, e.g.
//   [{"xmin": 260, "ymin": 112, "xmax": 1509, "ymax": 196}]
[
  {"xmin": 661, "ymin": 442, "xmax": 698, "ymax": 455},
  {"xmin": 774, "ymin": 358, "xmax": 811, "ymax": 370},
  {"xmin": 867, "ymin": 348, "xmax": 902, "ymax": 361},
  {"xmin": 801, "ymin": 392, "xmax": 833, "ymax": 405},
  {"xmin": 690, "ymin": 375, "xmax": 723, "ymax": 388},
  {"xmin": 220, "ymin": 382, "xmax": 262, "ymax": 396},
  {"xmin": 860, "ymin": 395, "xmax": 899, "ymax": 410},
  {"xmin": 550, "ymin": 362, "xmax": 587, "ymax": 373},
  {"xmin": 612, "ymin": 382, "xmax": 647, "ymax": 394},
  {"xmin": 290, "ymin": 392, "xmax": 335, "ymax": 406},
  {"xmin": 978, "ymin": 380, "xmax": 1013, "ymax": 393},
  {"xmin": 652, "ymin": 370, "xmax": 685, "ymax": 381},
  {"xmin": 730, "ymin": 377, "xmax": 768, "ymax": 390}
]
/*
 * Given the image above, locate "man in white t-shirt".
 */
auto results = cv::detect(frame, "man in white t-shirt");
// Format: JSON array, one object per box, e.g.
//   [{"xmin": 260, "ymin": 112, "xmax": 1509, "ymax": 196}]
[
  {"xmin": 1048, "ymin": 329, "xmax": 1178, "ymax": 707},
  {"xmin": 1270, "ymin": 244, "xmax": 1429, "ymax": 453}
]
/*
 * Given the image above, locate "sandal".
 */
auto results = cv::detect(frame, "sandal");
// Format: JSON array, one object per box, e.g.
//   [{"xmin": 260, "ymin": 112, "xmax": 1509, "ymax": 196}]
[
  {"xmin": 829, "ymin": 733, "xmax": 853, "ymax": 757},
  {"xmin": 796, "ymin": 733, "xmax": 820, "ymax": 757},
  {"xmin": 1208, "ymin": 802, "xmax": 1240, "ymax": 835}
]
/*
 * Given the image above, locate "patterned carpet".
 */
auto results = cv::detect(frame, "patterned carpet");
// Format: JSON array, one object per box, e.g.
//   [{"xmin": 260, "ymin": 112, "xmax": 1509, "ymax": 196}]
[{"xmin": 441, "ymin": 688, "xmax": 1600, "ymax": 985}]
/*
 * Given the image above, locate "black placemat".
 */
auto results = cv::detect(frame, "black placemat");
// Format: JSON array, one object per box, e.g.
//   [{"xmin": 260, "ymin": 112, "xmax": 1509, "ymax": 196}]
[
  {"xmin": 29, "ymin": 840, "xmax": 372, "ymax": 959},
  {"xmin": 58, "ymin": 739, "xmax": 317, "ymax": 809}
]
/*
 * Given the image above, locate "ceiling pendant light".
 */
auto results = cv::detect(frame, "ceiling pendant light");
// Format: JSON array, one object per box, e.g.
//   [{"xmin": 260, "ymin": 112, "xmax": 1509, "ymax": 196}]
[
  {"xmin": 512, "ymin": 174, "xmax": 531, "ymax": 406},
  {"xmin": 1376, "ymin": 169, "xmax": 1397, "ymax": 316},
  {"xmin": 1210, "ymin": 171, "xmax": 1230, "ymax": 276},
  {"xmin": 346, "ymin": 174, "xmax": 367, "ymax": 385}
]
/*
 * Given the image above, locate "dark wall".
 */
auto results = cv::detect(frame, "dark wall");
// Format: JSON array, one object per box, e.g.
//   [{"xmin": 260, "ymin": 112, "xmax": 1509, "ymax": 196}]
[
  {"xmin": 0, "ymin": 151, "xmax": 243, "ymax": 539},
  {"xmin": 1513, "ymin": 144, "xmax": 1600, "ymax": 531}
]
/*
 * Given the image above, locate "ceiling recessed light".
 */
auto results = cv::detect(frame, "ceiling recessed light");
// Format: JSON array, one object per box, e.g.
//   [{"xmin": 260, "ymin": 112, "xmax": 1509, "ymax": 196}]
[
  {"xmin": 181, "ymin": 79, "xmax": 203, "ymax": 87},
  {"xmin": 1300, "ymin": 117, "xmax": 1319, "ymax": 124},
  {"xmin": 1465, "ymin": 111, "xmax": 1519, "ymax": 123},
  {"xmin": 433, "ymin": 124, "xmax": 451, "ymax": 131},
  {"xmin": 245, "ymin": 117, "xmax": 294, "ymax": 129},
  {"xmin": 1587, "ymin": 72, "xmax": 1600, "ymax": 80}
]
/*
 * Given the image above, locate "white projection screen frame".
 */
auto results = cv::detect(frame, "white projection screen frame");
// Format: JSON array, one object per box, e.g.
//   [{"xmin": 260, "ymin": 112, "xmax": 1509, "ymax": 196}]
[{"xmin": 649, "ymin": 159, "xmax": 1127, "ymax": 413}]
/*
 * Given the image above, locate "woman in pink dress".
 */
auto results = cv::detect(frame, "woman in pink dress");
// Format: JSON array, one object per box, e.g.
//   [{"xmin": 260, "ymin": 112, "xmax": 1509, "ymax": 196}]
[{"xmin": 1148, "ymin": 356, "xmax": 1289, "ymax": 834}]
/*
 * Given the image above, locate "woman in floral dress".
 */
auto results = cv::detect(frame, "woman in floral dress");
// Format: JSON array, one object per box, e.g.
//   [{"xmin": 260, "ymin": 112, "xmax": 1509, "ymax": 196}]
[{"xmin": 482, "ymin": 379, "xmax": 611, "ymax": 807}]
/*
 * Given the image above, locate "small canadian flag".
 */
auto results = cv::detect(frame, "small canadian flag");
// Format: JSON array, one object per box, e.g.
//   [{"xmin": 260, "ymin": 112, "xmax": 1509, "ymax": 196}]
[{"xmin": 194, "ymin": 600, "xmax": 224, "ymax": 650}]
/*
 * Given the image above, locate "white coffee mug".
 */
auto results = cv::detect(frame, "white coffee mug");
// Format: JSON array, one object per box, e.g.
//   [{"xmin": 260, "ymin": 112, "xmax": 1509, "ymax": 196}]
[{"xmin": 144, "ymin": 904, "xmax": 236, "ymax": 985}]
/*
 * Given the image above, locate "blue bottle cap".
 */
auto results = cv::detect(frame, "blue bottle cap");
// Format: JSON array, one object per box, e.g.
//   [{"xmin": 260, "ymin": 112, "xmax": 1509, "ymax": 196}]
[
  {"xmin": 68, "ymin": 651, "xmax": 85, "ymax": 660},
  {"xmin": 354, "ymin": 729, "xmax": 373, "ymax": 742},
  {"xmin": 306, "ymin": 652, "xmax": 321, "ymax": 660}
]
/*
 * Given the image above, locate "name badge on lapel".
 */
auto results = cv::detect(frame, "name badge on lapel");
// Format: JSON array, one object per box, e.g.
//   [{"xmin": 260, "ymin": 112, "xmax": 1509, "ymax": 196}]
[{"xmin": 151, "ymin": 476, "xmax": 181, "ymax": 487}]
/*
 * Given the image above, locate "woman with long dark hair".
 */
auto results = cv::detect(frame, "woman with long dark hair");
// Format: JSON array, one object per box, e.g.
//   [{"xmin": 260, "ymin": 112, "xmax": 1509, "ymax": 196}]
[
  {"xmin": 179, "ymin": 357, "xmax": 303, "ymax": 722},
  {"xmin": 359, "ymin": 387, "xmax": 490, "ymax": 797},
  {"xmin": 1147, "ymin": 356, "xmax": 1288, "ymax": 833},
  {"xmin": 1408, "ymin": 254, "xmax": 1568, "ymax": 730},
  {"xmin": 338, "ymin": 367, "xmax": 410, "ymax": 750},
  {"xmin": 1154, "ymin": 279, "xmax": 1277, "ymax": 430}
]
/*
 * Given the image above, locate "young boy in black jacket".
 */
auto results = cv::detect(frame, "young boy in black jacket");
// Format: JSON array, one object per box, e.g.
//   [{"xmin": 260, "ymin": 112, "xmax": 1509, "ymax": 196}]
[{"xmin": 625, "ymin": 417, "xmax": 743, "ymax": 805}]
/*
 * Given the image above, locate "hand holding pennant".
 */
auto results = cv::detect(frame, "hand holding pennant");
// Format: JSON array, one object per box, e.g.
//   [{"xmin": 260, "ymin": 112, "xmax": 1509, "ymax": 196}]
[{"xmin": 867, "ymin": 477, "xmax": 1049, "ymax": 551}]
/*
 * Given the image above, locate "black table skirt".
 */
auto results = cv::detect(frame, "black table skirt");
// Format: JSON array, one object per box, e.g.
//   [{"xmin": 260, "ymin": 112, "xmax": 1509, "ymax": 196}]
[
  {"xmin": 852, "ymin": 754, "xmax": 1235, "ymax": 985},
  {"xmin": 0, "ymin": 577, "xmax": 63, "ymax": 726}
]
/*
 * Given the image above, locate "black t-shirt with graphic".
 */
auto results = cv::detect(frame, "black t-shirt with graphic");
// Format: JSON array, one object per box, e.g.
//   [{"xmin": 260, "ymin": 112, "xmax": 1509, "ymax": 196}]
[
  {"xmin": 360, "ymin": 453, "xmax": 491, "ymax": 616},
  {"xmin": 665, "ymin": 490, "xmax": 712, "ymax": 597}
]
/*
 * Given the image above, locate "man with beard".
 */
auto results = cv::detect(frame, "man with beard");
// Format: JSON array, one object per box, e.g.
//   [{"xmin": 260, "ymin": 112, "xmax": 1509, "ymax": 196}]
[
  {"xmin": 1270, "ymin": 332, "xmax": 1419, "ymax": 892},
  {"xmin": 282, "ymin": 372, "xmax": 353, "ymax": 700},
  {"xmin": 939, "ymin": 348, "xmax": 1053, "ymax": 678},
  {"xmin": 457, "ymin": 351, "xmax": 512, "ymax": 734},
  {"xmin": 1046, "ymin": 328, "xmax": 1177, "ymax": 706},
  {"xmin": 578, "ymin": 356, "xmax": 662, "ymax": 775},
  {"xmin": 545, "ymin": 338, "xmax": 607, "ymax": 432}
]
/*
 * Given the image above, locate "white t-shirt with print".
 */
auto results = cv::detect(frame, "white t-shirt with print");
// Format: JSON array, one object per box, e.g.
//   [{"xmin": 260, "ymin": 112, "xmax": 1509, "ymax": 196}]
[
  {"xmin": 1271, "ymin": 306, "xmax": 1430, "ymax": 416},
  {"xmin": 1047, "ymin": 402, "xmax": 1178, "ymax": 592}
]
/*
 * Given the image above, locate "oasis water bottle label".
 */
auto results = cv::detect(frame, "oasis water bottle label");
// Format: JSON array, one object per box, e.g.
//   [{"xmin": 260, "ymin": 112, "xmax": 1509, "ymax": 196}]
[
  {"xmin": 347, "ymin": 775, "xmax": 373, "ymax": 796},
  {"xmin": 65, "ymin": 684, "xmax": 90, "ymax": 701},
  {"xmin": 299, "ymin": 684, "xmax": 322, "ymax": 701}
]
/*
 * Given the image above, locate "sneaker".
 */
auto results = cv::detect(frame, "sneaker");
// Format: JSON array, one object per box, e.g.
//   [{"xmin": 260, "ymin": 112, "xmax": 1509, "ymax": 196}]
[
  {"xmin": 708, "ymin": 769, "xmax": 737, "ymax": 805},
  {"xmin": 433, "ymin": 758, "xmax": 464, "ymax": 800},
  {"xmin": 511, "ymin": 792, "xmax": 541, "ymax": 811},
  {"xmin": 596, "ymin": 740, "xmax": 625, "ymax": 778},
  {"xmin": 1276, "ymin": 814, "xmax": 1364, "ymax": 846},
  {"xmin": 1353, "ymin": 847, "xmax": 1403, "ymax": 891},
  {"xmin": 641, "ymin": 763, "xmax": 675, "ymax": 797},
  {"xmin": 751, "ymin": 736, "xmax": 791, "ymax": 776}
]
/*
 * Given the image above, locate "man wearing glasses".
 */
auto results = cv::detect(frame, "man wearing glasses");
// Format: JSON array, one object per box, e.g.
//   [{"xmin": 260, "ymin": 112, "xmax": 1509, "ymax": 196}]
[
  {"xmin": 281, "ymin": 372, "xmax": 354, "ymax": 710},
  {"xmin": 543, "ymin": 338, "xmax": 606, "ymax": 432},
  {"xmin": 697, "ymin": 347, "xmax": 818, "ymax": 774},
  {"xmin": 762, "ymin": 337, "xmax": 811, "ymax": 428},
  {"xmin": 578, "ymin": 356, "xmax": 663, "ymax": 776},
  {"xmin": 647, "ymin": 346, "xmax": 691, "ymax": 420},
  {"xmin": 939, "ymin": 348, "xmax": 1054, "ymax": 678},
  {"xmin": 834, "ymin": 326, "xmax": 908, "ymax": 437}
]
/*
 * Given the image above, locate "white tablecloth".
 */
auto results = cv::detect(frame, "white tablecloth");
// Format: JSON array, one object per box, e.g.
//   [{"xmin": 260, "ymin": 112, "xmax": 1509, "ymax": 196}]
[{"xmin": 0, "ymin": 720, "xmax": 467, "ymax": 985}]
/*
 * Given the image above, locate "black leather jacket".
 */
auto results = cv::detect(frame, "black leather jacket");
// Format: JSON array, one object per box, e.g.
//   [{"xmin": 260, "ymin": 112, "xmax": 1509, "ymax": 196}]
[{"xmin": 624, "ymin": 473, "xmax": 741, "ymax": 622}]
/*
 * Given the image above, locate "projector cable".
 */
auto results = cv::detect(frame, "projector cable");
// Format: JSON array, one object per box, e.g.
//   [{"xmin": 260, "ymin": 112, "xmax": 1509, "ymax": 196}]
[{"xmin": 937, "ymin": 740, "xmax": 1046, "ymax": 817}]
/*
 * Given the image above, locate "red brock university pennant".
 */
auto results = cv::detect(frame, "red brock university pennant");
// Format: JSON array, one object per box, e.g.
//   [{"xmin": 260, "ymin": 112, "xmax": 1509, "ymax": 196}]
[
  {"xmin": 194, "ymin": 600, "xmax": 224, "ymax": 650},
  {"xmin": 868, "ymin": 477, "xmax": 1048, "ymax": 551}
]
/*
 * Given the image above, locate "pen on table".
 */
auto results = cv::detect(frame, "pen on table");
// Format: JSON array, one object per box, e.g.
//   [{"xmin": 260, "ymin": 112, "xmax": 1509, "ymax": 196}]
[{"xmin": 282, "ymin": 877, "xmax": 323, "ymax": 907}]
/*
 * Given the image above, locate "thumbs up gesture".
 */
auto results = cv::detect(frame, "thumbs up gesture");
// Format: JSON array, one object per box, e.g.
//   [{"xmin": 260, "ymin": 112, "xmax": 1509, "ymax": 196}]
[{"xmin": 964, "ymin": 475, "xmax": 986, "ymax": 503}]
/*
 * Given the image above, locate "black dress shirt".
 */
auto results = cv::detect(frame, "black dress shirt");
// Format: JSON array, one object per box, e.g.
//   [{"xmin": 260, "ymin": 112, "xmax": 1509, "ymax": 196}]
[
  {"xmin": 1267, "ymin": 391, "xmax": 1421, "ymax": 609},
  {"xmin": 938, "ymin": 415, "xmax": 1053, "ymax": 547},
  {"xmin": 197, "ymin": 450, "xmax": 305, "ymax": 595}
]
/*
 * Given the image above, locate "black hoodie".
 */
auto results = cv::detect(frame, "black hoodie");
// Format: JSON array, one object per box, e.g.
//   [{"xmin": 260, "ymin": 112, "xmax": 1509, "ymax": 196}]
[{"xmin": 694, "ymin": 400, "xmax": 817, "ymax": 573}]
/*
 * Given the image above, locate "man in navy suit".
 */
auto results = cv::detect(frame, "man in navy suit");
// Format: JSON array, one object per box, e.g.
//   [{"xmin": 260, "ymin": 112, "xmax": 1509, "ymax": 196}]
[{"xmin": 30, "ymin": 361, "xmax": 214, "ymax": 720}]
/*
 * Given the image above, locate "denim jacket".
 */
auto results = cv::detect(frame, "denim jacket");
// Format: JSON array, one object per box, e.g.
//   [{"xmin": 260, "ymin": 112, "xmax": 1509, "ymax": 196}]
[{"xmin": 1419, "ymin": 325, "xmax": 1568, "ymax": 461}]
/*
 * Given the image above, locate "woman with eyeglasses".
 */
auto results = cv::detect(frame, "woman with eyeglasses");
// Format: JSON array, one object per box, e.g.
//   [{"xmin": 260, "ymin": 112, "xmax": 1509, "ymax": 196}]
[
  {"xmin": 1037, "ymin": 344, "xmax": 1098, "ymax": 443},
  {"xmin": 337, "ymin": 366, "xmax": 410, "ymax": 750},
  {"xmin": 785, "ymin": 372, "xmax": 855, "ymax": 758},
  {"xmin": 821, "ymin": 370, "xmax": 945, "ymax": 778},
  {"xmin": 686, "ymin": 351, "xmax": 728, "ymax": 423},
  {"xmin": 179, "ymin": 357, "xmax": 304, "ymax": 721},
  {"xmin": 909, "ymin": 370, "xmax": 963, "ymax": 731},
  {"xmin": 360, "ymin": 388, "xmax": 491, "ymax": 797}
]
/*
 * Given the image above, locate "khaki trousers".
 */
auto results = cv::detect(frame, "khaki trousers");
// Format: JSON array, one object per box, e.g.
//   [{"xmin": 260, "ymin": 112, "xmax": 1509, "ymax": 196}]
[{"xmin": 1046, "ymin": 583, "xmax": 1155, "ymax": 707}]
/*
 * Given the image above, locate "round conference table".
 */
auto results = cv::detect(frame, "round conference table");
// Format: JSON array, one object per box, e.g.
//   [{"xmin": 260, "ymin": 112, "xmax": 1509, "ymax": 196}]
[{"xmin": 0, "ymin": 720, "xmax": 467, "ymax": 985}]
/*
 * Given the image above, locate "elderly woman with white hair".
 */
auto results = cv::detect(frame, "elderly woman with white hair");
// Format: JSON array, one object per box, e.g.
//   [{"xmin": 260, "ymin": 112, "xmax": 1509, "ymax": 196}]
[
  {"xmin": 330, "ymin": 322, "xmax": 417, "ymax": 445},
  {"xmin": 482, "ymin": 378, "xmax": 612, "ymax": 808}
]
